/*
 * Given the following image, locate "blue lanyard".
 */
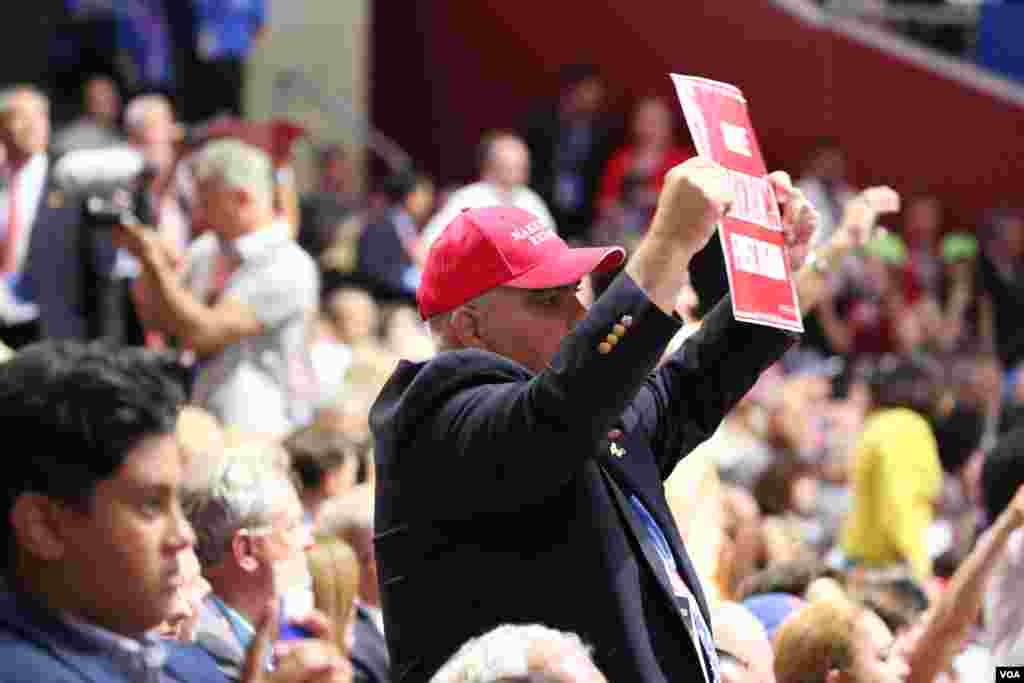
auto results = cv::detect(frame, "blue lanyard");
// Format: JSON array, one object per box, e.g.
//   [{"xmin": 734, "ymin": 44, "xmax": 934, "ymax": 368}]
[{"xmin": 208, "ymin": 595, "xmax": 255, "ymax": 652}]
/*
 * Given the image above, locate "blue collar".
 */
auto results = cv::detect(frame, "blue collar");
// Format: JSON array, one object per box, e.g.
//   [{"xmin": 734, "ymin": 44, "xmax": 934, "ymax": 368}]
[{"xmin": 207, "ymin": 594, "xmax": 255, "ymax": 651}]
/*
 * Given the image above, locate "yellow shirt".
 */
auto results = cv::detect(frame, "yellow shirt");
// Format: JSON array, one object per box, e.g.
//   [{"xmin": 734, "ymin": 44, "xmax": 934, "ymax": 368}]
[{"xmin": 841, "ymin": 407, "xmax": 942, "ymax": 581}]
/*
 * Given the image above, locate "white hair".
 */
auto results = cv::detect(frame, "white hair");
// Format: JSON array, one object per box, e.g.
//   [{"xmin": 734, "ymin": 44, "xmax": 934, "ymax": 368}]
[
  {"xmin": 193, "ymin": 138, "xmax": 274, "ymax": 208},
  {"xmin": 185, "ymin": 445, "xmax": 299, "ymax": 568},
  {"xmin": 123, "ymin": 94, "xmax": 172, "ymax": 132},
  {"xmin": 430, "ymin": 624, "xmax": 595, "ymax": 683},
  {"xmin": 426, "ymin": 291, "xmax": 495, "ymax": 352}
]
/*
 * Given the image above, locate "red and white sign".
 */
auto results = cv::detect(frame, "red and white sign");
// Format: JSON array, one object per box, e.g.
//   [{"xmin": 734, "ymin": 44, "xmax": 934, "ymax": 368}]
[{"xmin": 671, "ymin": 74, "xmax": 803, "ymax": 333}]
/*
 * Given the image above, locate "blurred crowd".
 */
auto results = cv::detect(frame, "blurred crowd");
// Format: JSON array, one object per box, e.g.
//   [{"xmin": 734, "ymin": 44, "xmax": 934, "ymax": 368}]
[{"xmin": 2, "ymin": 30, "xmax": 1024, "ymax": 683}]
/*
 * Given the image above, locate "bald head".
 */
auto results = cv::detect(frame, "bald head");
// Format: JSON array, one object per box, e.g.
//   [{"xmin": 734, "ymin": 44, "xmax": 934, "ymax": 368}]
[
  {"xmin": 84, "ymin": 76, "xmax": 120, "ymax": 125},
  {"xmin": 713, "ymin": 601, "xmax": 776, "ymax": 683},
  {"xmin": 480, "ymin": 132, "xmax": 530, "ymax": 191}
]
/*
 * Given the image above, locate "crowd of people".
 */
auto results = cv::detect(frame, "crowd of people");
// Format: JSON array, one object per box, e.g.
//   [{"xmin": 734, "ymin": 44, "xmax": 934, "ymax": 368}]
[{"xmin": 1, "ymin": 49, "xmax": 1024, "ymax": 683}]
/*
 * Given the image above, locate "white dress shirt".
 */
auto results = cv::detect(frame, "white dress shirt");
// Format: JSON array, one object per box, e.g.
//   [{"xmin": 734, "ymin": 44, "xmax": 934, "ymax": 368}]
[
  {"xmin": 0, "ymin": 153, "xmax": 48, "ymax": 324},
  {"xmin": 1, "ymin": 153, "xmax": 48, "ymax": 274},
  {"xmin": 420, "ymin": 181, "xmax": 557, "ymax": 248}
]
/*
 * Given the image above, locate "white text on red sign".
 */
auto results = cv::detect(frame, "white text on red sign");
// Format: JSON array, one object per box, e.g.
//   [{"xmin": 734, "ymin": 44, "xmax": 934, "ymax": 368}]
[{"xmin": 726, "ymin": 170, "xmax": 781, "ymax": 232}]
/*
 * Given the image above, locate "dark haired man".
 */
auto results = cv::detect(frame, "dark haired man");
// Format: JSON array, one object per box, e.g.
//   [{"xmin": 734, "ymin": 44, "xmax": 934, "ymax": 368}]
[
  {"xmin": 0, "ymin": 341, "xmax": 353, "ymax": 683},
  {"xmin": 354, "ymin": 169, "xmax": 434, "ymax": 305},
  {"xmin": 523, "ymin": 64, "xmax": 614, "ymax": 242},
  {"xmin": 0, "ymin": 340, "xmax": 221, "ymax": 681},
  {"xmin": 284, "ymin": 424, "xmax": 363, "ymax": 525}
]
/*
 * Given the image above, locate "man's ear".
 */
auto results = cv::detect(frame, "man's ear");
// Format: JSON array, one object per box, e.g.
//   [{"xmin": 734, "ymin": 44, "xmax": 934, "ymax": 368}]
[
  {"xmin": 232, "ymin": 531, "xmax": 260, "ymax": 573},
  {"xmin": 448, "ymin": 306, "xmax": 486, "ymax": 350},
  {"xmin": 10, "ymin": 494, "xmax": 66, "ymax": 562}
]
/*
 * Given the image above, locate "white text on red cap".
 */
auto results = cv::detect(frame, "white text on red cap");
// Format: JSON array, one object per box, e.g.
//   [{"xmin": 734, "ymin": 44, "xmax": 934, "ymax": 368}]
[{"xmin": 509, "ymin": 219, "xmax": 556, "ymax": 246}]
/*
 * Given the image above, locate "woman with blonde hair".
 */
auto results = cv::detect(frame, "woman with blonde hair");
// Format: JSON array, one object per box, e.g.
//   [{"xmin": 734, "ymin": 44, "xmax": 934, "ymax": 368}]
[{"xmin": 308, "ymin": 537, "xmax": 361, "ymax": 655}]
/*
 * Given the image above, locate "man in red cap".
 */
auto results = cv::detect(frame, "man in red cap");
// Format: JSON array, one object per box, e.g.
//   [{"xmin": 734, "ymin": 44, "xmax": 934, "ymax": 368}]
[{"xmin": 370, "ymin": 157, "xmax": 895, "ymax": 683}]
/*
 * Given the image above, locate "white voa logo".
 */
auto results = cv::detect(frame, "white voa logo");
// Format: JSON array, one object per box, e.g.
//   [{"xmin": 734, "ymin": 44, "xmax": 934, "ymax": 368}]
[
  {"xmin": 721, "ymin": 121, "xmax": 753, "ymax": 157},
  {"xmin": 999, "ymin": 670, "xmax": 1022, "ymax": 679}
]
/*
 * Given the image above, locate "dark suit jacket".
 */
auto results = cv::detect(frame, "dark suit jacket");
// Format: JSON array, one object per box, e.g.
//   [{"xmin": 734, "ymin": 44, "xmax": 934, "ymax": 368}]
[
  {"xmin": 351, "ymin": 605, "xmax": 389, "ymax": 683},
  {"xmin": 0, "ymin": 589, "xmax": 227, "ymax": 682},
  {"xmin": 370, "ymin": 273, "xmax": 795, "ymax": 682},
  {"xmin": 355, "ymin": 209, "xmax": 417, "ymax": 306},
  {"xmin": 523, "ymin": 107, "xmax": 615, "ymax": 240},
  {"xmin": 16, "ymin": 164, "xmax": 99, "ymax": 341}
]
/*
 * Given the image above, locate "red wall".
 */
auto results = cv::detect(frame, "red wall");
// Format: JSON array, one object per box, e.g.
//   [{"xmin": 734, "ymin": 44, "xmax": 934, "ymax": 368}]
[{"xmin": 371, "ymin": 0, "xmax": 1024, "ymax": 227}]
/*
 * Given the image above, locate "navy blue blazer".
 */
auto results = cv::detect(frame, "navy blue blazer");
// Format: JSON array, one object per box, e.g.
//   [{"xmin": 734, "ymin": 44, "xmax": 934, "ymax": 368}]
[
  {"xmin": 354, "ymin": 209, "xmax": 417, "ymax": 305},
  {"xmin": 351, "ymin": 605, "xmax": 390, "ymax": 683},
  {"xmin": 0, "ymin": 589, "xmax": 227, "ymax": 682},
  {"xmin": 370, "ymin": 273, "xmax": 795, "ymax": 682},
  {"xmin": 17, "ymin": 163, "xmax": 99, "ymax": 341}
]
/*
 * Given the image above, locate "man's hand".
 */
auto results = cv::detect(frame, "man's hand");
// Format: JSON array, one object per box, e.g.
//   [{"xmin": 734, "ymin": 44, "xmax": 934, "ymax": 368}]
[
  {"xmin": 112, "ymin": 223, "xmax": 181, "ymax": 272},
  {"xmin": 627, "ymin": 157, "xmax": 734, "ymax": 313},
  {"xmin": 241, "ymin": 601, "xmax": 353, "ymax": 683},
  {"xmin": 831, "ymin": 186, "xmax": 901, "ymax": 254},
  {"xmin": 768, "ymin": 171, "xmax": 818, "ymax": 270},
  {"xmin": 649, "ymin": 157, "xmax": 734, "ymax": 258}
]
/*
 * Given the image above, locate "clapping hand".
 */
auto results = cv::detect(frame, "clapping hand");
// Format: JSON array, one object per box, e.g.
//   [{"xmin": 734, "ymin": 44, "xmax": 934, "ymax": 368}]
[{"xmin": 241, "ymin": 600, "xmax": 353, "ymax": 683}]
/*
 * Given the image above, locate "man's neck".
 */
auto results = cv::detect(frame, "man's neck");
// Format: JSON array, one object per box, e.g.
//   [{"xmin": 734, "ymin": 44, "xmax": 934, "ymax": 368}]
[{"xmin": 209, "ymin": 580, "xmax": 268, "ymax": 630}]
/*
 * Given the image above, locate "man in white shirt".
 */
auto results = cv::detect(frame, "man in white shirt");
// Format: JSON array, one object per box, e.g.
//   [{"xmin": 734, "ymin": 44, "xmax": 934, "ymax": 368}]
[
  {"xmin": 117, "ymin": 138, "xmax": 319, "ymax": 436},
  {"xmin": 421, "ymin": 131, "xmax": 556, "ymax": 247}
]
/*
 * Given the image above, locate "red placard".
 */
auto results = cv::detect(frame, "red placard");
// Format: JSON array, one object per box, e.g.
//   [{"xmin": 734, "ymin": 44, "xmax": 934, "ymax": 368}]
[{"xmin": 671, "ymin": 74, "xmax": 803, "ymax": 333}]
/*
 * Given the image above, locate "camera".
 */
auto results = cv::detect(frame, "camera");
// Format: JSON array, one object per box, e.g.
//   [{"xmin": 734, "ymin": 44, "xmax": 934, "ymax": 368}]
[
  {"xmin": 83, "ymin": 195, "xmax": 138, "ymax": 229},
  {"xmin": 81, "ymin": 164, "xmax": 157, "ymax": 230}
]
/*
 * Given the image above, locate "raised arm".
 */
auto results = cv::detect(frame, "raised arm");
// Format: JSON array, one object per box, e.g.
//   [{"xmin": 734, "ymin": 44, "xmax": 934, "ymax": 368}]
[
  {"xmin": 904, "ymin": 484, "xmax": 1024, "ymax": 683},
  {"xmin": 633, "ymin": 170, "xmax": 820, "ymax": 477},
  {"xmin": 383, "ymin": 159, "xmax": 738, "ymax": 518},
  {"xmin": 796, "ymin": 186, "xmax": 901, "ymax": 315}
]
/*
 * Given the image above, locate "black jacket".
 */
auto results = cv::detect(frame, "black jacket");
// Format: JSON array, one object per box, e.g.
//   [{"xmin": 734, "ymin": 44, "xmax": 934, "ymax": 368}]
[
  {"xmin": 351, "ymin": 605, "xmax": 390, "ymax": 683},
  {"xmin": 370, "ymin": 273, "xmax": 794, "ymax": 682}
]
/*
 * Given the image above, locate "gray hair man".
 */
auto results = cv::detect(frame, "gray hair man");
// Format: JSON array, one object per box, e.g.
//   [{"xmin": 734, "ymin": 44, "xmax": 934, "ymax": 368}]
[
  {"xmin": 186, "ymin": 444, "xmax": 314, "ymax": 679},
  {"xmin": 430, "ymin": 624, "xmax": 608, "ymax": 683},
  {"xmin": 116, "ymin": 138, "xmax": 320, "ymax": 436}
]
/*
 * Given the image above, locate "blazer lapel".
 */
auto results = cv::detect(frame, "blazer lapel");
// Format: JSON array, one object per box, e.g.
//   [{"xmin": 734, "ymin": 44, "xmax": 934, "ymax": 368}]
[
  {"xmin": 598, "ymin": 463, "xmax": 689, "ymax": 630},
  {"xmin": 22, "ymin": 171, "xmax": 61, "ymax": 277}
]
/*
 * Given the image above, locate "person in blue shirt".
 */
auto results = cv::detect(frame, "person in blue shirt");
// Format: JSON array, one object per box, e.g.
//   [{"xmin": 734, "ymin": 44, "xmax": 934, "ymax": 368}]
[{"xmin": 185, "ymin": 0, "xmax": 268, "ymax": 123}]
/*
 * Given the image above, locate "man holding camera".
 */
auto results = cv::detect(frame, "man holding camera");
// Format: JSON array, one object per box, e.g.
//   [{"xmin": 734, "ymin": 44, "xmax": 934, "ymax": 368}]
[
  {"xmin": 56, "ymin": 93, "xmax": 191, "ymax": 346},
  {"xmin": 118, "ymin": 138, "xmax": 319, "ymax": 437}
]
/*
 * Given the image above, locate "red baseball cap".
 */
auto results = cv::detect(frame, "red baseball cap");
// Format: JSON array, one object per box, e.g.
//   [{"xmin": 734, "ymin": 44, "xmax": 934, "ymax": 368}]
[{"xmin": 417, "ymin": 206, "xmax": 626, "ymax": 319}]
